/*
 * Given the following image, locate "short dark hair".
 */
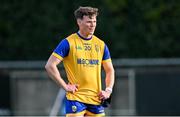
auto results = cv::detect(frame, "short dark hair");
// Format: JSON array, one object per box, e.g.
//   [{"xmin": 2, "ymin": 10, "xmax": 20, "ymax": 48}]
[{"xmin": 74, "ymin": 6, "xmax": 98, "ymax": 19}]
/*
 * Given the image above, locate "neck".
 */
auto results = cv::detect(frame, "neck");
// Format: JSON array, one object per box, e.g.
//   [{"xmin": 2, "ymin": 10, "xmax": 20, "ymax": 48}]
[{"xmin": 78, "ymin": 31, "xmax": 92, "ymax": 39}]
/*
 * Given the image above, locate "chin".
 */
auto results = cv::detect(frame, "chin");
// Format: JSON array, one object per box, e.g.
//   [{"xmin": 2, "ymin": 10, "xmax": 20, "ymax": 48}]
[{"xmin": 89, "ymin": 31, "xmax": 94, "ymax": 35}]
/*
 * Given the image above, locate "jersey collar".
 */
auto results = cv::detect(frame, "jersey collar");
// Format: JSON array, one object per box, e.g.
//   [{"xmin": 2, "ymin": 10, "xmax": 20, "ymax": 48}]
[{"xmin": 77, "ymin": 32, "xmax": 92, "ymax": 40}]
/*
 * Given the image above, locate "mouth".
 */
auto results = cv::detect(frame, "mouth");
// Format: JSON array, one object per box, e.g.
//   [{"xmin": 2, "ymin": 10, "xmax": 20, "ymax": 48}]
[{"xmin": 89, "ymin": 28, "xmax": 94, "ymax": 31}]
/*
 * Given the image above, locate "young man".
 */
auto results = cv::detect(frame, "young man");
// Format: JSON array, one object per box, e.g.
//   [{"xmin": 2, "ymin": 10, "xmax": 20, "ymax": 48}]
[{"xmin": 45, "ymin": 6, "xmax": 115, "ymax": 116}]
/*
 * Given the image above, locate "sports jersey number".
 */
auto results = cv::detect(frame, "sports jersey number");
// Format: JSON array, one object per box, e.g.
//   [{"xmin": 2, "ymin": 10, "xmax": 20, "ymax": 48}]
[{"xmin": 84, "ymin": 45, "xmax": 91, "ymax": 51}]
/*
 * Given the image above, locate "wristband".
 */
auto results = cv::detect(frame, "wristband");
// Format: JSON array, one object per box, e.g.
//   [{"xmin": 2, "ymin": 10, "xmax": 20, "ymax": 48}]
[{"xmin": 105, "ymin": 87, "xmax": 112, "ymax": 93}]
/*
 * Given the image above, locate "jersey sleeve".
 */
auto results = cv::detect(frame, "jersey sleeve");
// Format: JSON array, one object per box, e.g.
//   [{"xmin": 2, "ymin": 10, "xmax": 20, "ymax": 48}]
[
  {"xmin": 102, "ymin": 44, "xmax": 111, "ymax": 62},
  {"xmin": 52, "ymin": 39, "xmax": 70, "ymax": 60}
]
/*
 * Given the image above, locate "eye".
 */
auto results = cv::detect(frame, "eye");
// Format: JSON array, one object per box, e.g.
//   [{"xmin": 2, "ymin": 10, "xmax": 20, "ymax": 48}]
[{"xmin": 87, "ymin": 21, "xmax": 92, "ymax": 23}]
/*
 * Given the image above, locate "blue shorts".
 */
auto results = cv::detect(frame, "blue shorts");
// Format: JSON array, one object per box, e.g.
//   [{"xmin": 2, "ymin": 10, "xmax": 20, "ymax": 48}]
[{"xmin": 65, "ymin": 98, "xmax": 105, "ymax": 116}]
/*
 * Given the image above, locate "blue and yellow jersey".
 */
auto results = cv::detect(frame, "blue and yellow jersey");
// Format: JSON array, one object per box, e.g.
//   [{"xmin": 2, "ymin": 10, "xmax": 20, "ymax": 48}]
[{"xmin": 52, "ymin": 32, "xmax": 111, "ymax": 105}]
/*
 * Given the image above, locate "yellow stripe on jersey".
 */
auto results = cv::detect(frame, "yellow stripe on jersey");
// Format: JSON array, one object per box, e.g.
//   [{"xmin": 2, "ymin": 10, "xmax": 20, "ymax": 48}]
[
  {"xmin": 66, "ymin": 110, "xmax": 105, "ymax": 117},
  {"xmin": 66, "ymin": 110, "xmax": 86, "ymax": 117},
  {"xmin": 102, "ymin": 58, "xmax": 111, "ymax": 63},
  {"xmin": 52, "ymin": 52, "xmax": 63, "ymax": 60},
  {"xmin": 86, "ymin": 110, "xmax": 105, "ymax": 116}
]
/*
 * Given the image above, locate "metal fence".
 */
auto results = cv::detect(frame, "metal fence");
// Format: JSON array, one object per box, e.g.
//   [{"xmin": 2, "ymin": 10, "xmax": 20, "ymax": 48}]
[{"xmin": 1, "ymin": 58, "xmax": 180, "ymax": 116}]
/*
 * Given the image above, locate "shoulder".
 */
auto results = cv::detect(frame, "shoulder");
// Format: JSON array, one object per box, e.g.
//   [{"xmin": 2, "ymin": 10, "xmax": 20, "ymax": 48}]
[
  {"xmin": 92, "ymin": 35, "xmax": 107, "ymax": 55},
  {"xmin": 92, "ymin": 35, "xmax": 105, "ymax": 45},
  {"xmin": 66, "ymin": 33, "xmax": 78, "ymax": 42}
]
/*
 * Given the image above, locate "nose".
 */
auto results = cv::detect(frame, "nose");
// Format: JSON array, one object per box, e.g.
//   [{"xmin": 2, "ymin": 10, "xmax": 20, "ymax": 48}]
[
  {"xmin": 90, "ymin": 22, "xmax": 93, "ymax": 27},
  {"xmin": 91, "ymin": 22, "xmax": 96, "ymax": 27}
]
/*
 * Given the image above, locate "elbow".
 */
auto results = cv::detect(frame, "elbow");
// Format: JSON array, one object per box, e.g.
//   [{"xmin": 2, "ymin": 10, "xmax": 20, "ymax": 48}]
[
  {"xmin": 112, "ymin": 67, "xmax": 115, "ymax": 73},
  {"xmin": 111, "ymin": 67, "xmax": 115, "ymax": 75},
  {"xmin": 45, "ymin": 63, "xmax": 51, "ymax": 72},
  {"xmin": 107, "ymin": 67, "xmax": 115, "ymax": 76},
  {"xmin": 45, "ymin": 63, "xmax": 48, "ymax": 70}
]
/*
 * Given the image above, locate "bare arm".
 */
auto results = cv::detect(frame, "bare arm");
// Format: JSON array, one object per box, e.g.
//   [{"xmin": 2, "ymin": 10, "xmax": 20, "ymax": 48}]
[
  {"xmin": 45, "ymin": 54, "xmax": 78, "ymax": 93},
  {"xmin": 99, "ymin": 61, "xmax": 115, "ymax": 100}
]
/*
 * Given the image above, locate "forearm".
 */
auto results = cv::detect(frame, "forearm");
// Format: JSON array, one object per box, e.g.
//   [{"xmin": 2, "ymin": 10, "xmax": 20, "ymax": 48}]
[
  {"xmin": 105, "ymin": 69, "xmax": 115, "ymax": 91},
  {"xmin": 45, "ymin": 64, "xmax": 67, "ymax": 90},
  {"xmin": 99, "ymin": 69, "xmax": 115, "ymax": 100}
]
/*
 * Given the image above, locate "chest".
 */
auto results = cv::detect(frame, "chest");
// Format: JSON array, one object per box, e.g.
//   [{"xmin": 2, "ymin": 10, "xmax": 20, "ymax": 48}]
[{"xmin": 70, "ymin": 40, "xmax": 103, "ymax": 59}]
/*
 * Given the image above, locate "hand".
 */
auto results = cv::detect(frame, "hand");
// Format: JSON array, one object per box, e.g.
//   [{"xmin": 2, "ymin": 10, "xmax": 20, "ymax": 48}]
[
  {"xmin": 65, "ymin": 83, "xmax": 79, "ymax": 93},
  {"xmin": 98, "ymin": 90, "xmax": 111, "ymax": 100}
]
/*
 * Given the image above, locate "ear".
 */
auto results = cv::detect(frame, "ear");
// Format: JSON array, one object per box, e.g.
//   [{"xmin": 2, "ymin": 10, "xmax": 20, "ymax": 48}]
[{"xmin": 77, "ymin": 19, "xmax": 81, "ymax": 25}]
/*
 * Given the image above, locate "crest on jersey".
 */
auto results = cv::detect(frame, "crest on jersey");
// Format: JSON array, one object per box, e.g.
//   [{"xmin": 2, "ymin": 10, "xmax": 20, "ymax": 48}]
[
  {"xmin": 95, "ymin": 45, "xmax": 100, "ymax": 52},
  {"xmin": 72, "ymin": 105, "xmax": 77, "ymax": 112}
]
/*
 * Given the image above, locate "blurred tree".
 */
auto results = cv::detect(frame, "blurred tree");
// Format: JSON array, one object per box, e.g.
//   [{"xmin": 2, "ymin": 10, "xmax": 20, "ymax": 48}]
[
  {"xmin": 0, "ymin": 0, "xmax": 180, "ymax": 60},
  {"xmin": 102, "ymin": 0, "xmax": 180, "ymax": 58}
]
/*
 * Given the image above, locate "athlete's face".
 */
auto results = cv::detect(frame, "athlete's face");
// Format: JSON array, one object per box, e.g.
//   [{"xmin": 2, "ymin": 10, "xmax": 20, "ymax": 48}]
[{"xmin": 77, "ymin": 15, "xmax": 97, "ymax": 36}]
